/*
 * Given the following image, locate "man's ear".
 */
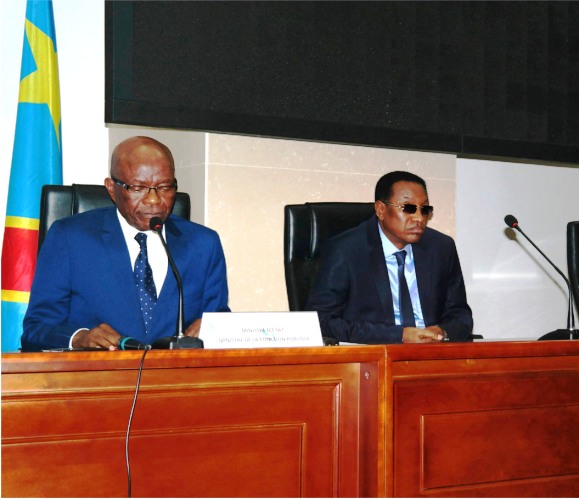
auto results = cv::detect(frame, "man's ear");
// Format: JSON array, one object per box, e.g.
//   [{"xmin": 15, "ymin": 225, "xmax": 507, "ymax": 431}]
[
  {"xmin": 374, "ymin": 200, "xmax": 384, "ymax": 220},
  {"xmin": 104, "ymin": 178, "xmax": 117, "ymax": 204}
]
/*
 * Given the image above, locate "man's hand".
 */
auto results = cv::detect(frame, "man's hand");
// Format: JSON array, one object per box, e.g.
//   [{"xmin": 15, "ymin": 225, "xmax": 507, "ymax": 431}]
[
  {"xmin": 72, "ymin": 324, "xmax": 122, "ymax": 350},
  {"xmin": 183, "ymin": 318, "xmax": 202, "ymax": 338},
  {"xmin": 402, "ymin": 325, "xmax": 445, "ymax": 343}
]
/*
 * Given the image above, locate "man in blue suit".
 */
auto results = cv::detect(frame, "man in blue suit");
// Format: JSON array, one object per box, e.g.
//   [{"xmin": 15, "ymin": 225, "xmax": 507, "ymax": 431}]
[
  {"xmin": 22, "ymin": 136, "xmax": 229, "ymax": 351},
  {"xmin": 306, "ymin": 171, "xmax": 473, "ymax": 344}
]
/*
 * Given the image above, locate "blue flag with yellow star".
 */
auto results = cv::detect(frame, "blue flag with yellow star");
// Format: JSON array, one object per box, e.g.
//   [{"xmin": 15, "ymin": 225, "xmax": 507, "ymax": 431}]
[{"xmin": 1, "ymin": 0, "xmax": 63, "ymax": 352}]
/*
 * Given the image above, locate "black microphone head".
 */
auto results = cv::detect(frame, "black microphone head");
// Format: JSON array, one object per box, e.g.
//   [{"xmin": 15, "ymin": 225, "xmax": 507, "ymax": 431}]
[
  {"xmin": 118, "ymin": 336, "xmax": 148, "ymax": 350},
  {"xmin": 149, "ymin": 217, "xmax": 164, "ymax": 233},
  {"xmin": 504, "ymin": 214, "xmax": 519, "ymax": 229}
]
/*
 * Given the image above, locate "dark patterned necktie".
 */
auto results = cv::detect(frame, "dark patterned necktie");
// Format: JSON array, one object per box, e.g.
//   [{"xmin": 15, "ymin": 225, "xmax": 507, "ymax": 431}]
[
  {"xmin": 395, "ymin": 250, "xmax": 416, "ymax": 327},
  {"xmin": 134, "ymin": 233, "xmax": 157, "ymax": 333}
]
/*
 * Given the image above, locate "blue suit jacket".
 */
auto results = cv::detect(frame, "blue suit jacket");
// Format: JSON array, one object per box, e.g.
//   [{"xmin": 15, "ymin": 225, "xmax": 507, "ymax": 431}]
[
  {"xmin": 22, "ymin": 207, "xmax": 229, "ymax": 351},
  {"xmin": 305, "ymin": 215, "xmax": 473, "ymax": 343}
]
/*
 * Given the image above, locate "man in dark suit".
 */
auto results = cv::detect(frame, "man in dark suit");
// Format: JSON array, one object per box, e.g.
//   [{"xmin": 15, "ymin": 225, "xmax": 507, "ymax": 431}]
[
  {"xmin": 306, "ymin": 171, "xmax": 473, "ymax": 344},
  {"xmin": 22, "ymin": 136, "xmax": 229, "ymax": 351}
]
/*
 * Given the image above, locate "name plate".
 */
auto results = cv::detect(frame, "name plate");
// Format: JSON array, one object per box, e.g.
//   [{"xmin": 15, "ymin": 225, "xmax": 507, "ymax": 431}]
[{"xmin": 199, "ymin": 311, "xmax": 323, "ymax": 349}]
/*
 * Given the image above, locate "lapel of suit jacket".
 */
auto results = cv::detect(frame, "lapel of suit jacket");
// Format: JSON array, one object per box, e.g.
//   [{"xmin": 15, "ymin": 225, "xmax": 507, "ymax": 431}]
[
  {"xmin": 100, "ymin": 208, "xmax": 144, "ymax": 327},
  {"xmin": 367, "ymin": 216, "xmax": 395, "ymax": 319},
  {"xmin": 412, "ymin": 230, "xmax": 433, "ymax": 320}
]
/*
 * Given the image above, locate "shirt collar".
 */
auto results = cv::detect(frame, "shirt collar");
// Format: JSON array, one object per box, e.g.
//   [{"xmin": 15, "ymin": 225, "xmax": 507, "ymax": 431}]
[{"xmin": 115, "ymin": 209, "xmax": 165, "ymax": 240}]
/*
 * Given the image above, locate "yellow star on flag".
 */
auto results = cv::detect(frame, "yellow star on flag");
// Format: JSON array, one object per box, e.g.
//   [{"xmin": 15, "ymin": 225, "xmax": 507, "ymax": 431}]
[{"xmin": 18, "ymin": 19, "xmax": 61, "ymax": 148}]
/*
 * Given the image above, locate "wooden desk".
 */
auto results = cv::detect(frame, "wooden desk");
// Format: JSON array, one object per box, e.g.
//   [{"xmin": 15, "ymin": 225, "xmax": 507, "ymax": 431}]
[
  {"xmin": 1, "ymin": 346, "xmax": 386, "ymax": 498},
  {"xmin": 3, "ymin": 340, "xmax": 579, "ymax": 497}
]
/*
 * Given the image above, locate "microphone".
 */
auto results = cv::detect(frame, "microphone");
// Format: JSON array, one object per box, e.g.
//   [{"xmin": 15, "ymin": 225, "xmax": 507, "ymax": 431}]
[
  {"xmin": 118, "ymin": 336, "xmax": 149, "ymax": 350},
  {"xmin": 148, "ymin": 217, "xmax": 203, "ymax": 349},
  {"xmin": 504, "ymin": 214, "xmax": 576, "ymax": 340}
]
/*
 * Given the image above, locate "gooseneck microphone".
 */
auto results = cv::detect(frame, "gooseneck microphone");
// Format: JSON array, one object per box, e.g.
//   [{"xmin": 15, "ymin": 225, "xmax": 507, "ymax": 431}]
[
  {"xmin": 504, "ymin": 214, "xmax": 576, "ymax": 340},
  {"xmin": 149, "ymin": 217, "xmax": 203, "ymax": 349}
]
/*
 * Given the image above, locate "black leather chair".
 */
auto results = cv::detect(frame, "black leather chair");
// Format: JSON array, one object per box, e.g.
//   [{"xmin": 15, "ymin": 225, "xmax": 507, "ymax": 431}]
[
  {"xmin": 38, "ymin": 184, "xmax": 191, "ymax": 250},
  {"xmin": 283, "ymin": 202, "xmax": 375, "ymax": 311},
  {"xmin": 568, "ymin": 221, "xmax": 579, "ymax": 311}
]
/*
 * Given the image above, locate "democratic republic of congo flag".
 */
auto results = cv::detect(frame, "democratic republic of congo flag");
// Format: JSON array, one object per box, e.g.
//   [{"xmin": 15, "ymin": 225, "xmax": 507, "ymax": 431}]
[{"xmin": 1, "ymin": 0, "xmax": 63, "ymax": 352}]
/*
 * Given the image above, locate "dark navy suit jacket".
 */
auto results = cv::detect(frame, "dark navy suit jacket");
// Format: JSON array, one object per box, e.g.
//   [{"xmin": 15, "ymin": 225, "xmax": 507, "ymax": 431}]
[
  {"xmin": 306, "ymin": 215, "xmax": 473, "ymax": 343},
  {"xmin": 22, "ymin": 207, "xmax": 229, "ymax": 351}
]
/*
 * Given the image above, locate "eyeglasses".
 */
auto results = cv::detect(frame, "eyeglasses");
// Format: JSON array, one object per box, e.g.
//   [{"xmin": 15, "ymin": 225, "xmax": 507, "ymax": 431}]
[
  {"xmin": 111, "ymin": 176, "xmax": 178, "ymax": 195},
  {"xmin": 381, "ymin": 201, "xmax": 434, "ymax": 216}
]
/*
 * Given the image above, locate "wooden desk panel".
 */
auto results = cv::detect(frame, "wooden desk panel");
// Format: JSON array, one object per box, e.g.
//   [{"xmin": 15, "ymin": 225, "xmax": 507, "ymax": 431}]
[
  {"xmin": 2, "ymin": 347, "xmax": 386, "ymax": 498},
  {"xmin": 385, "ymin": 341, "xmax": 579, "ymax": 497}
]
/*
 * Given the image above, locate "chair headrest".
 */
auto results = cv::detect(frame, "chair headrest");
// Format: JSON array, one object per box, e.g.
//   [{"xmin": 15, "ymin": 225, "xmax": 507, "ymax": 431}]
[{"xmin": 309, "ymin": 202, "xmax": 375, "ymax": 258}]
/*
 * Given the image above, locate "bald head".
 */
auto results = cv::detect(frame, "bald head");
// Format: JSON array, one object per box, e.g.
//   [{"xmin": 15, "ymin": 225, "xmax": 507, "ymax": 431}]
[{"xmin": 110, "ymin": 136, "xmax": 175, "ymax": 178}]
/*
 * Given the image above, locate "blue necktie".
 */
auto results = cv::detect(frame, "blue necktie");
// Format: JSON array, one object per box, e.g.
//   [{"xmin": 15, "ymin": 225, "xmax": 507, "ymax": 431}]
[
  {"xmin": 395, "ymin": 250, "xmax": 416, "ymax": 327},
  {"xmin": 134, "ymin": 233, "xmax": 157, "ymax": 333}
]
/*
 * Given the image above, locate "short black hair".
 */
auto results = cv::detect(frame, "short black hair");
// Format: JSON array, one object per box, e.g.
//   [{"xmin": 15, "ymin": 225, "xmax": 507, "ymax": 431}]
[{"xmin": 375, "ymin": 171, "xmax": 428, "ymax": 201}]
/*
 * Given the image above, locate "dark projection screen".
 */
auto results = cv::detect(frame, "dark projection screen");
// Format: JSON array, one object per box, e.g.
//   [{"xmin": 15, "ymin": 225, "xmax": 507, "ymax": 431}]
[{"xmin": 105, "ymin": 1, "xmax": 579, "ymax": 164}]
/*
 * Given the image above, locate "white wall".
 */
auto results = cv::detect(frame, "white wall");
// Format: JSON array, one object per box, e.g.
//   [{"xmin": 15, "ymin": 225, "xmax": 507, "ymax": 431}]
[{"xmin": 457, "ymin": 159, "xmax": 579, "ymax": 339}]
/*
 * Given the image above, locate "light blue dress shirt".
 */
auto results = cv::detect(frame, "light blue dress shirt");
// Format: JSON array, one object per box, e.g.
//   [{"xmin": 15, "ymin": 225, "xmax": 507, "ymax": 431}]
[{"xmin": 378, "ymin": 222, "xmax": 425, "ymax": 327}]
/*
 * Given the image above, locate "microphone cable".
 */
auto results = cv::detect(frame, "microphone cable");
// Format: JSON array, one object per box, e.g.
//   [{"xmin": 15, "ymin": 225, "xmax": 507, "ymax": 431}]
[{"xmin": 125, "ymin": 344, "xmax": 151, "ymax": 498}]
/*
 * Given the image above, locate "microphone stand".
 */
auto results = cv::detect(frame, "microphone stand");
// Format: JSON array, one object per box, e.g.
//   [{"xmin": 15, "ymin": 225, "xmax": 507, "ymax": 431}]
[
  {"xmin": 508, "ymin": 220, "xmax": 577, "ymax": 340},
  {"xmin": 150, "ymin": 218, "xmax": 204, "ymax": 349},
  {"xmin": 157, "ymin": 232, "xmax": 184, "ymax": 338}
]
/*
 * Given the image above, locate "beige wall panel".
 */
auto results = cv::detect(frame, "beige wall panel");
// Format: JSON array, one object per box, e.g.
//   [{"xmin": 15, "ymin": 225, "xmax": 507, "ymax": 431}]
[{"xmin": 206, "ymin": 134, "xmax": 456, "ymax": 312}]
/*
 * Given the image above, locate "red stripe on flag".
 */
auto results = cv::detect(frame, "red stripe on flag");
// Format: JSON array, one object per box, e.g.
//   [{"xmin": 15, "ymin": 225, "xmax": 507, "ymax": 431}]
[{"xmin": 1, "ymin": 227, "xmax": 38, "ymax": 292}]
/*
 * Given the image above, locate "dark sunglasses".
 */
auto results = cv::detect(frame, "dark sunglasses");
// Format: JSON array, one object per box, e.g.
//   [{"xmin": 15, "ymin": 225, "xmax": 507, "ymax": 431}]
[{"xmin": 382, "ymin": 201, "xmax": 434, "ymax": 216}]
